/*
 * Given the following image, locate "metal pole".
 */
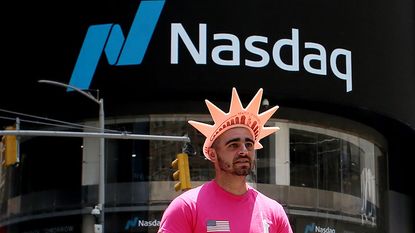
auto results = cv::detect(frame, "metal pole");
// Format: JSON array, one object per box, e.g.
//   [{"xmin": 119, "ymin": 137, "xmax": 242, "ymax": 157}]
[
  {"xmin": 16, "ymin": 118, "xmax": 20, "ymax": 164},
  {"xmin": 0, "ymin": 130, "xmax": 191, "ymax": 141},
  {"xmin": 98, "ymin": 99, "xmax": 105, "ymax": 230},
  {"xmin": 38, "ymin": 79, "xmax": 105, "ymax": 232},
  {"xmin": 38, "ymin": 80, "xmax": 100, "ymax": 105}
]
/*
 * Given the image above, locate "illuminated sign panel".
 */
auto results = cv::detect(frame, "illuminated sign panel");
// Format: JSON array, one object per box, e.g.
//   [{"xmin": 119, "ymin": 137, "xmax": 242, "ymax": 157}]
[
  {"xmin": 69, "ymin": 0, "xmax": 353, "ymax": 92},
  {"xmin": 5, "ymin": 0, "xmax": 412, "ymax": 130}
]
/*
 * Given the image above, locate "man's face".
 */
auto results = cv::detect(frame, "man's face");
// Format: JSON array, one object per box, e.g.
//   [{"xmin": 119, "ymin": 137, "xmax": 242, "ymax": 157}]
[{"xmin": 210, "ymin": 127, "xmax": 255, "ymax": 176}]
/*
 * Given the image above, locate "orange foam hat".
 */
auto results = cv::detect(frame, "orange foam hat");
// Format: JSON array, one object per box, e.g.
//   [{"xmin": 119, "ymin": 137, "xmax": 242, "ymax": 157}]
[{"xmin": 188, "ymin": 87, "xmax": 280, "ymax": 160}]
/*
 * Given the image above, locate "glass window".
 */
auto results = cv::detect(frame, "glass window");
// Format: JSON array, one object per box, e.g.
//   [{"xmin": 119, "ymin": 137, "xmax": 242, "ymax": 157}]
[
  {"xmin": 341, "ymin": 140, "xmax": 362, "ymax": 197},
  {"xmin": 148, "ymin": 116, "xmax": 214, "ymax": 182},
  {"xmin": 106, "ymin": 122, "xmax": 150, "ymax": 183},
  {"xmin": 289, "ymin": 128, "xmax": 363, "ymax": 197},
  {"xmin": 289, "ymin": 129, "xmax": 318, "ymax": 188},
  {"xmin": 256, "ymin": 136, "xmax": 274, "ymax": 184},
  {"xmin": 317, "ymin": 134, "xmax": 341, "ymax": 192},
  {"xmin": 106, "ymin": 116, "xmax": 214, "ymax": 184}
]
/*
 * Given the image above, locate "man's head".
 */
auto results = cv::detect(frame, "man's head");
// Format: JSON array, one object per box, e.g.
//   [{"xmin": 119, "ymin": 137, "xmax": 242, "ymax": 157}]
[
  {"xmin": 208, "ymin": 127, "xmax": 255, "ymax": 176},
  {"xmin": 188, "ymin": 87, "xmax": 279, "ymax": 160}
]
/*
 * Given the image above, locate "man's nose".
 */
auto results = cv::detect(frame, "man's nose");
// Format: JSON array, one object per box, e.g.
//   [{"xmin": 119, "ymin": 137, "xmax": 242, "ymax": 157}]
[{"xmin": 239, "ymin": 144, "xmax": 249, "ymax": 155}]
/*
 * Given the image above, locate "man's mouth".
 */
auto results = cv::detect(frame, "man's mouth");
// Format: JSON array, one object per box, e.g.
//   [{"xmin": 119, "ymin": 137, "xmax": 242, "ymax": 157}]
[{"xmin": 234, "ymin": 159, "xmax": 250, "ymax": 165}]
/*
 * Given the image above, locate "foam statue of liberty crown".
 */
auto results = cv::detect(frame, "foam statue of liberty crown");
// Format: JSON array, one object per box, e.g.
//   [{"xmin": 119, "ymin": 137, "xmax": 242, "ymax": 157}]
[{"xmin": 188, "ymin": 87, "xmax": 280, "ymax": 160}]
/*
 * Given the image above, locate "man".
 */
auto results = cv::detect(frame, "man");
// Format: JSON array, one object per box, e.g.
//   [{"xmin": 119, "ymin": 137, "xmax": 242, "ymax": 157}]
[{"xmin": 158, "ymin": 88, "xmax": 293, "ymax": 233}]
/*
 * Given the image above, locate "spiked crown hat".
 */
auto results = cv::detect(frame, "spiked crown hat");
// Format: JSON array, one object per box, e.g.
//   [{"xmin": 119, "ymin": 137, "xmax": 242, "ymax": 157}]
[{"xmin": 188, "ymin": 87, "xmax": 280, "ymax": 160}]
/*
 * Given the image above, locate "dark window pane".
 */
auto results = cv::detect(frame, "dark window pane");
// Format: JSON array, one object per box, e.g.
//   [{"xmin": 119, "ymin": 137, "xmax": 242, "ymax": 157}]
[
  {"xmin": 317, "ymin": 134, "xmax": 340, "ymax": 192},
  {"xmin": 290, "ymin": 129, "xmax": 318, "ymax": 188}
]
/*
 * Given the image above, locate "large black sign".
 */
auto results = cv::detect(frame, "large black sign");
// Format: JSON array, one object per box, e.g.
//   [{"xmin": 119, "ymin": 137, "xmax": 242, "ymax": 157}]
[{"xmin": 3, "ymin": 0, "xmax": 414, "ymax": 127}]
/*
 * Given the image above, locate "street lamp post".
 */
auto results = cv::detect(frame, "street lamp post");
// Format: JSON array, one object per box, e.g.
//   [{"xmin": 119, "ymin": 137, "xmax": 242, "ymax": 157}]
[
  {"xmin": 97, "ymin": 98, "xmax": 105, "ymax": 231},
  {"xmin": 38, "ymin": 79, "xmax": 106, "ymax": 232}
]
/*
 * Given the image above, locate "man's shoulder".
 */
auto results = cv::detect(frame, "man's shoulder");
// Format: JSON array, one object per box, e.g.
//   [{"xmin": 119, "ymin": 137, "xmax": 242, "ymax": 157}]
[
  {"xmin": 250, "ymin": 188, "xmax": 283, "ymax": 207},
  {"xmin": 173, "ymin": 182, "xmax": 208, "ymax": 203},
  {"xmin": 247, "ymin": 189, "xmax": 289, "ymax": 221}
]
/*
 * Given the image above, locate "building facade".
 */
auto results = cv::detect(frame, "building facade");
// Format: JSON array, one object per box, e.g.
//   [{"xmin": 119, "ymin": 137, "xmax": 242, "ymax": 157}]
[{"xmin": 0, "ymin": 0, "xmax": 414, "ymax": 232}]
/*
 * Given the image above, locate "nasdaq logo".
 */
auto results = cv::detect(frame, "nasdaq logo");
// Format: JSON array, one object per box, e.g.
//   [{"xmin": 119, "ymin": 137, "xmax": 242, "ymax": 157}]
[
  {"xmin": 124, "ymin": 217, "xmax": 160, "ymax": 230},
  {"xmin": 171, "ymin": 24, "xmax": 353, "ymax": 92},
  {"xmin": 304, "ymin": 223, "xmax": 336, "ymax": 233},
  {"xmin": 69, "ymin": 1, "xmax": 353, "ymax": 92},
  {"xmin": 69, "ymin": 0, "xmax": 165, "ymax": 90}
]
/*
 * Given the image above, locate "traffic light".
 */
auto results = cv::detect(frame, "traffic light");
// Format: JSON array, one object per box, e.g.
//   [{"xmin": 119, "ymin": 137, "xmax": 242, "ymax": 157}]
[
  {"xmin": 171, "ymin": 153, "xmax": 191, "ymax": 191},
  {"xmin": 1, "ymin": 126, "xmax": 18, "ymax": 167}
]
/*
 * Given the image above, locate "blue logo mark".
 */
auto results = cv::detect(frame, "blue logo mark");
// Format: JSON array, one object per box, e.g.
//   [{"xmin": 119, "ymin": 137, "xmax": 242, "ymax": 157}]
[
  {"xmin": 125, "ymin": 217, "xmax": 139, "ymax": 230},
  {"xmin": 304, "ymin": 223, "xmax": 315, "ymax": 233},
  {"xmin": 69, "ymin": 0, "xmax": 165, "ymax": 90}
]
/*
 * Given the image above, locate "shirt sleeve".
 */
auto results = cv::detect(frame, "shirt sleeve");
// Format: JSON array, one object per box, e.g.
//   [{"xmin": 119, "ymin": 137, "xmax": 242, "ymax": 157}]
[
  {"xmin": 158, "ymin": 196, "xmax": 194, "ymax": 233},
  {"xmin": 273, "ymin": 203, "xmax": 293, "ymax": 233}
]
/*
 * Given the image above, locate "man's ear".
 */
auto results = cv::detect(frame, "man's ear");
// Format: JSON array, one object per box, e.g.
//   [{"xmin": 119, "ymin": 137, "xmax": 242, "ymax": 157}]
[{"xmin": 207, "ymin": 148, "xmax": 217, "ymax": 161}]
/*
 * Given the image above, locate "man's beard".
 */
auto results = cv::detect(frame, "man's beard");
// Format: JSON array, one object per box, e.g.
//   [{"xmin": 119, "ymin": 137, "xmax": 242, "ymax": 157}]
[{"xmin": 217, "ymin": 154, "xmax": 252, "ymax": 176}]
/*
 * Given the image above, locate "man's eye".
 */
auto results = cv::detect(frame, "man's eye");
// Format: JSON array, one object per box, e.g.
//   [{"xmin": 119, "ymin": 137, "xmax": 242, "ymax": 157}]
[{"xmin": 245, "ymin": 143, "xmax": 254, "ymax": 149}]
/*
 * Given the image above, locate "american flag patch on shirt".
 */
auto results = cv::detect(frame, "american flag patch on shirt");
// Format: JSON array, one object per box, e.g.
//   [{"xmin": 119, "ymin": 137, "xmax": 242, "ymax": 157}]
[{"xmin": 206, "ymin": 220, "xmax": 230, "ymax": 232}]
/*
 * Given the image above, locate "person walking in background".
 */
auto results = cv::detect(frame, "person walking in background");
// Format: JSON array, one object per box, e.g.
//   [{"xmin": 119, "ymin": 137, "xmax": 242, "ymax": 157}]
[{"xmin": 158, "ymin": 87, "xmax": 293, "ymax": 233}]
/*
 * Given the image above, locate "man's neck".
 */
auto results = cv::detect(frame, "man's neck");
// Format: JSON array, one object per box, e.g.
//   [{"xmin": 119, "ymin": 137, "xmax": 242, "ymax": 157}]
[{"xmin": 214, "ymin": 175, "xmax": 248, "ymax": 196}]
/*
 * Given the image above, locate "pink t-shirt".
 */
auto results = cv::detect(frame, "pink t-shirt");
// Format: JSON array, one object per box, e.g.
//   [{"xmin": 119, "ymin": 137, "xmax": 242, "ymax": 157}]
[{"xmin": 158, "ymin": 180, "xmax": 293, "ymax": 233}]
